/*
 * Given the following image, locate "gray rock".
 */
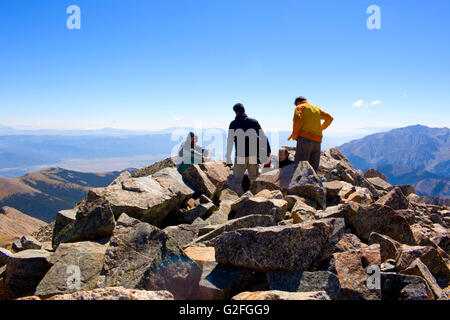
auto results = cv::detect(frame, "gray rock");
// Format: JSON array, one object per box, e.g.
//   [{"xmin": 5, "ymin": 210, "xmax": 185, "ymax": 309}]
[
  {"xmin": 35, "ymin": 241, "xmax": 108, "ymax": 298},
  {"xmin": 102, "ymin": 213, "xmax": 202, "ymax": 300},
  {"xmin": 368, "ymin": 232, "xmax": 401, "ymax": 262},
  {"xmin": 0, "ymin": 248, "xmax": 13, "ymax": 267},
  {"xmin": 49, "ymin": 287, "xmax": 174, "ymax": 300},
  {"xmin": 198, "ymin": 161, "xmax": 230, "ymax": 187},
  {"xmin": 189, "ymin": 214, "xmax": 275, "ymax": 247},
  {"xmin": 197, "ymin": 262, "xmax": 254, "ymax": 300},
  {"xmin": 204, "ymin": 201, "xmax": 232, "ymax": 225},
  {"xmin": 52, "ymin": 209, "xmax": 77, "ymax": 247},
  {"xmin": 230, "ymin": 196, "xmax": 288, "ymax": 222},
  {"xmin": 232, "ymin": 290, "xmax": 331, "ymax": 300},
  {"xmin": 380, "ymin": 259, "xmax": 397, "ymax": 272},
  {"xmin": 11, "ymin": 240, "xmax": 23, "ymax": 252},
  {"xmin": 53, "ymin": 202, "xmax": 116, "ymax": 248},
  {"xmin": 344, "ymin": 202, "xmax": 416, "ymax": 245},
  {"xmin": 178, "ymin": 202, "xmax": 217, "ymax": 224},
  {"xmin": 87, "ymin": 167, "xmax": 195, "ymax": 226},
  {"xmin": 367, "ymin": 177, "xmax": 393, "ymax": 192},
  {"xmin": 5, "ymin": 250, "xmax": 53, "ymax": 299},
  {"xmin": 20, "ymin": 235, "xmax": 42, "ymax": 250},
  {"xmin": 254, "ymin": 162, "xmax": 327, "ymax": 209},
  {"xmin": 215, "ymin": 220, "xmax": 334, "ymax": 271},
  {"xmin": 163, "ymin": 224, "xmax": 205, "ymax": 247},
  {"xmin": 376, "ymin": 187, "xmax": 410, "ymax": 210},
  {"xmin": 266, "ymin": 270, "xmax": 341, "ymax": 299},
  {"xmin": 182, "ymin": 164, "xmax": 217, "ymax": 198},
  {"xmin": 310, "ymin": 218, "xmax": 346, "ymax": 269},
  {"xmin": 381, "ymin": 273, "xmax": 433, "ymax": 300},
  {"xmin": 364, "ymin": 168, "xmax": 387, "ymax": 181}
]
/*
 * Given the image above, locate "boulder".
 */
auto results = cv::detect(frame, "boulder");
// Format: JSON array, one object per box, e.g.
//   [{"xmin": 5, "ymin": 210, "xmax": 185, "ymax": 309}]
[
  {"xmin": 198, "ymin": 262, "xmax": 254, "ymax": 300},
  {"xmin": 344, "ymin": 187, "xmax": 374, "ymax": 204},
  {"xmin": 215, "ymin": 220, "xmax": 334, "ymax": 272},
  {"xmin": 163, "ymin": 224, "xmax": 205, "ymax": 248},
  {"xmin": 368, "ymin": 232, "xmax": 401, "ymax": 262},
  {"xmin": 49, "ymin": 287, "xmax": 174, "ymax": 300},
  {"xmin": 319, "ymin": 149, "xmax": 379, "ymax": 197},
  {"xmin": 376, "ymin": 187, "xmax": 410, "ymax": 210},
  {"xmin": 333, "ymin": 244, "xmax": 382, "ymax": 300},
  {"xmin": 52, "ymin": 209, "xmax": 77, "ymax": 247},
  {"xmin": 318, "ymin": 148, "xmax": 354, "ymax": 177},
  {"xmin": 102, "ymin": 213, "xmax": 202, "ymax": 300},
  {"xmin": 401, "ymin": 282, "xmax": 434, "ymax": 300},
  {"xmin": 230, "ymin": 196, "xmax": 288, "ymax": 222},
  {"xmin": 398, "ymin": 185, "xmax": 416, "ymax": 197},
  {"xmin": 0, "ymin": 248, "xmax": 13, "ymax": 267},
  {"xmin": 11, "ymin": 240, "xmax": 23, "ymax": 252},
  {"xmin": 198, "ymin": 161, "xmax": 230, "ymax": 187},
  {"xmin": 432, "ymin": 235, "xmax": 450, "ymax": 255},
  {"xmin": 323, "ymin": 181, "xmax": 351, "ymax": 203},
  {"xmin": 184, "ymin": 247, "xmax": 216, "ymax": 266},
  {"xmin": 344, "ymin": 202, "xmax": 416, "ymax": 245},
  {"xmin": 265, "ymin": 271, "xmax": 341, "ymax": 299},
  {"xmin": 132, "ymin": 157, "xmax": 177, "ymax": 178},
  {"xmin": 19, "ymin": 236, "xmax": 42, "ymax": 250},
  {"xmin": 364, "ymin": 168, "xmax": 387, "ymax": 181},
  {"xmin": 182, "ymin": 164, "xmax": 217, "ymax": 198},
  {"xmin": 35, "ymin": 241, "xmax": 108, "ymax": 298},
  {"xmin": 53, "ymin": 202, "xmax": 115, "ymax": 248},
  {"xmin": 254, "ymin": 162, "xmax": 327, "ymax": 209},
  {"xmin": 395, "ymin": 244, "xmax": 450, "ymax": 288},
  {"xmin": 232, "ymin": 290, "xmax": 330, "ymax": 300},
  {"xmin": 218, "ymin": 188, "xmax": 240, "ymax": 202},
  {"xmin": 400, "ymin": 258, "xmax": 444, "ymax": 299},
  {"xmin": 87, "ymin": 167, "xmax": 195, "ymax": 226},
  {"xmin": 178, "ymin": 202, "xmax": 217, "ymax": 224},
  {"xmin": 367, "ymin": 177, "xmax": 393, "ymax": 192},
  {"xmin": 381, "ymin": 272, "xmax": 433, "ymax": 300},
  {"xmin": 291, "ymin": 199, "xmax": 316, "ymax": 224},
  {"xmin": 315, "ymin": 203, "xmax": 352, "ymax": 219},
  {"xmin": 254, "ymin": 189, "xmax": 284, "ymax": 200},
  {"xmin": 335, "ymin": 234, "xmax": 367, "ymax": 252},
  {"xmin": 380, "ymin": 259, "xmax": 397, "ymax": 272},
  {"xmin": 5, "ymin": 250, "xmax": 53, "ymax": 299},
  {"xmin": 188, "ymin": 214, "xmax": 275, "ymax": 247},
  {"xmin": 204, "ymin": 201, "xmax": 232, "ymax": 225}
]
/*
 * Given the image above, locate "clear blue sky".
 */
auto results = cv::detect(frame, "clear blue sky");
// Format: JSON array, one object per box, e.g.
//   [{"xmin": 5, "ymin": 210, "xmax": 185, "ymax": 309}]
[{"xmin": 0, "ymin": 0, "xmax": 449, "ymax": 136}]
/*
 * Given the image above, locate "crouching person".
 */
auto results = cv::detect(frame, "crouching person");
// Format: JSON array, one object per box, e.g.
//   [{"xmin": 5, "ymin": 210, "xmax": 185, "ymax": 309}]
[{"xmin": 176, "ymin": 132, "xmax": 211, "ymax": 174}]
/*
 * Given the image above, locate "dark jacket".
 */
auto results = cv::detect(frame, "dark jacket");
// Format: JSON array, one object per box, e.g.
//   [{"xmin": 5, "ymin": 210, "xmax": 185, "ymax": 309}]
[
  {"xmin": 279, "ymin": 157, "xmax": 294, "ymax": 169},
  {"xmin": 226, "ymin": 113, "xmax": 271, "ymax": 164}
]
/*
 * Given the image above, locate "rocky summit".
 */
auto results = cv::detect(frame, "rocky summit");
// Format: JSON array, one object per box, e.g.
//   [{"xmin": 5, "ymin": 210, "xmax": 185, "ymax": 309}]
[{"xmin": 0, "ymin": 148, "xmax": 449, "ymax": 300}]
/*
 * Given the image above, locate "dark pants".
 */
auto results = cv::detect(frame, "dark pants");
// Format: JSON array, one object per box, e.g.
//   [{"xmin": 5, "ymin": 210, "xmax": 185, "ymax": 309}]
[{"xmin": 294, "ymin": 137, "xmax": 321, "ymax": 172}]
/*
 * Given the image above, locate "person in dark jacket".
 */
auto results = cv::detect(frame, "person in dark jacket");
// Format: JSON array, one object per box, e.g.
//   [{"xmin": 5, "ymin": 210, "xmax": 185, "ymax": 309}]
[
  {"xmin": 278, "ymin": 147, "xmax": 294, "ymax": 168},
  {"xmin": 226, "ymin": 103, "xmax": 271, "ymax": 193}
]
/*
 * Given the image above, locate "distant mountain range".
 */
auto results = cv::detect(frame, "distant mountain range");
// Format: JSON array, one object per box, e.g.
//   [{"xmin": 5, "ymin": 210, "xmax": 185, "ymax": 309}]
[
  {"xmin": 0, "ymin": 126, "xmax": 355, "ymax": 178},
  {"xmin": 338, "ymin": 125, "xmax": 449, "ymax": 198},
  {"xmin": 0, "ymin": 168, "xmax": 126, "ymax": 222}
]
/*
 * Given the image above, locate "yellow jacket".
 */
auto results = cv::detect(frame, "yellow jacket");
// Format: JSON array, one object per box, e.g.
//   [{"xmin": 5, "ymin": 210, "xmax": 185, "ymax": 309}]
[{"xmin": 288, "ymin": 101, "xmax": 333, "ymax": 143}]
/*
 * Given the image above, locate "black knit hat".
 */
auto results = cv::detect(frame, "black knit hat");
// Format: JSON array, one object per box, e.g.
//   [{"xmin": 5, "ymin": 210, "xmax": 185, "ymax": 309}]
[{"xmin": 294, "ymin": 96, "xmax": 307, "ymax": 105}]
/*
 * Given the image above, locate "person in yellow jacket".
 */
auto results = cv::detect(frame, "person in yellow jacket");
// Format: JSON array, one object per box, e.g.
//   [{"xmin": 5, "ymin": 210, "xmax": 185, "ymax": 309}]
[{"xmin": 288, "ymin": 96, "xmax": 333, "ymax": 171}]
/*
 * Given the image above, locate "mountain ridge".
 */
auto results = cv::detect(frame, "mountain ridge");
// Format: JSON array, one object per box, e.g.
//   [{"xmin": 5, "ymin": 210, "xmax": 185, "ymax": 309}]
[
  {"xmin": 0, "ymin": 168, "xmax": 128, "ymax": 222},
  {"xmin": 338, "ymin": 124, "xmax": 450, "ymax": 198}
]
